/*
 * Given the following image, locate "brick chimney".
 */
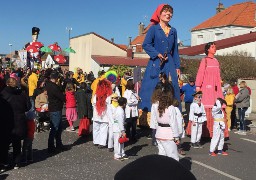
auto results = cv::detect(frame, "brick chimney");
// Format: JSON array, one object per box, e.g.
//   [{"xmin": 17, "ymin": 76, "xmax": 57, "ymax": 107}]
[
  {"xmin": 216, "ymin": 3, "xmax": 225, "ymax": 14},
  {"xmin": 127, "ymin": 48, "xmax": 133, "ymax": 59},
  {"xmin": 138, "ymin": 22, "xmax": 145, "ymax": 35}
]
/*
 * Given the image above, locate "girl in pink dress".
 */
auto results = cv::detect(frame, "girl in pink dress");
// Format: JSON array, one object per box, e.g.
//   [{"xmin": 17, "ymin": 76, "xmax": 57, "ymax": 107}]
[
  {"xmin": 186, "ymin": 42, "xmax": 228, "ymax": 137},
  {"xmin": 65, "ymin": 82, "xmax": 78, "ymax": 131}
]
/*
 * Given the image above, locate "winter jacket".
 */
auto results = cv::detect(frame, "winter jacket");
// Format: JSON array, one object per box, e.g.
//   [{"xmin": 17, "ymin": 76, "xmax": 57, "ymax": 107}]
[
  {"xmin": 66, "ymin": 91, "xmax": 76, "ymax": 108},
  {"xmin": 28, "ymin": 72, "xmax": 38, "ymax": 97},
  {"xmin": 235, "ymin": 88, "xmax": 250, "ymax": 108},
  {"xmin": 45, "ymin": 81, "xmax": 65, "ymax": 112},
  {"xmin": 75, "ymin": 89, "xmax": 93, "ymax": 119},
  {"xmin": 0, "ymin": 86, "xmax": 31, "ymax": 138}
]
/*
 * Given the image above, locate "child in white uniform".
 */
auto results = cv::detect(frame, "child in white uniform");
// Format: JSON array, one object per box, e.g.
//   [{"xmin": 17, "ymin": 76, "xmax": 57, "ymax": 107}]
[
  {"xmin": 189, "ymin": 91, "xmax": 207, "ymax": 148},
  {"xmin": 112, "ymin": 97, "xmax": 129, "ymax": 160},
  {"xmin": 108, "ymin": 93, "xmax": 119, "ymax": 152},
  {"xmin": 209, "ymin": 98, "xmax": 228, "ymax": 156}
]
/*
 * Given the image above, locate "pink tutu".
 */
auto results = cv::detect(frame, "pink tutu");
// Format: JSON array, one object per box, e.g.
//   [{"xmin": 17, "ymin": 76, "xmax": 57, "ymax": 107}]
[{"xmin": 66, "ymin": 108, "xmax": 78, "ymax": 121}]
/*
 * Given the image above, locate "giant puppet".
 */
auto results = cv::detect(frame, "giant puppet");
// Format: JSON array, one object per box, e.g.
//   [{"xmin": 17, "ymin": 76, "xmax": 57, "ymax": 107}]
[{"xmin": 25, "ymin": 27, "xmax": 42, "ymax": 69}]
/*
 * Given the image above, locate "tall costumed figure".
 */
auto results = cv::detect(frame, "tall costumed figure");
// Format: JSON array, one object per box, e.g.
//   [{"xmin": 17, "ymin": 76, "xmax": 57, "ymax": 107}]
[
  {"xmin": 26, "ymin": 27, "xmax": 41, "ymax": 69},
  {"xmin": 139, "ymin": 4, "xmax": 181, "ymax": 125},
  {"xmin": 186, "ymin": 42, "xmax": 229, "ymax": 138}
]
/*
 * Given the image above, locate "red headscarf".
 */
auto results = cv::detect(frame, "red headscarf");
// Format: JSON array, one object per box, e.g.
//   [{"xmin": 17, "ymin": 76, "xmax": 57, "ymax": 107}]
[{"xmin": 150, "ymin": 4, "xmax": 166, "ymax": 25}]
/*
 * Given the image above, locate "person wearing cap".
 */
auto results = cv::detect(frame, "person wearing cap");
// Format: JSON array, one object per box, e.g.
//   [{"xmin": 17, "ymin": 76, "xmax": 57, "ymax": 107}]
[
  {"xmin": 45, "ymin": 72, "xmax": 66, "ymax": 153},
  {"xmin": 189, "ymin": 91, "xmax": 207, "ymax": 148},
  {"xmin": 180, "ymin": 77, "xmax": 196, "ymax": 126}
]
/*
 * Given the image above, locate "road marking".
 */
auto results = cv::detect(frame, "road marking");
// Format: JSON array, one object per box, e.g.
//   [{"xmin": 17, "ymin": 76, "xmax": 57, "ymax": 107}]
[
  {"xmin": 240, "ymin": 138, "xmax": 256, "ymax": 144},
  {"xmin": 179, "ymin": 155, "xmax": 241, "ymax": 180}
]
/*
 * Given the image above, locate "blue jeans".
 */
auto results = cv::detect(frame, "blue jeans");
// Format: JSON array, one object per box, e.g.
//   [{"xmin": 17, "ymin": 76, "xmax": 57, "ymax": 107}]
[
  {"xmin": 48, "ymin": 111, "xmax": 63, "ymax": 148},
  {"xmin": 238, "ymin": 107, "xmax": 248, "ymax": 131},
  {"xmin": 29, "ymin": 97, "xmax": 35, "ymax": 112}
]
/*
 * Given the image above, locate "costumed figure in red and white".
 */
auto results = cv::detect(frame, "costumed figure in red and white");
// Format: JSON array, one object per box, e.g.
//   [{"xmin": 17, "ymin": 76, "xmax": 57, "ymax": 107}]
[
  {"xmin": 92, "ymin": 79, "xmax": 113, "ymax": 148},
  {"xmin": 186, "ymin": 42, "xmax": 228, "ymax": 138}
]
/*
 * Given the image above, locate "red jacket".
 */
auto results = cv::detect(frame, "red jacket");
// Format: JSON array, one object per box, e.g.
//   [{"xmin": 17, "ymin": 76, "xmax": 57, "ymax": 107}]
[{"xmin": 66, "ymin": 91, "xmax": 76, "ymax": 108}]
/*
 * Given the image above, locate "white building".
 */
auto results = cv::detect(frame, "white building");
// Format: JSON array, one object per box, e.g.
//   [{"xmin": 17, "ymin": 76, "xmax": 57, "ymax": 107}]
[{"xmin": 190, "ymin": 2, "xmax": 256, "ymax": 58}]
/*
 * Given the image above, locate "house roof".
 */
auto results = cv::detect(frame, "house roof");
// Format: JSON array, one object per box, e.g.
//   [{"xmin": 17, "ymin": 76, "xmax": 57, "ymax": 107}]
[
  {"xmin": 131, "ymin": 24, "xmax": 151, "ymax": 45},
  {"xmin": 91, "ymin": 55, "xmax": 148, "ymax": 67},
  {"xmin": 192, "ymin": 1, "xmax": 256, "ymax": 31},
  {"xmin": 179, "ymin": 31, "xmax": 256, "ymax": 56},
  {"xmin": 117, "ymin": 44, "xmax": 128, "ymax": 49},
  {"xmin": 71, "ymin": 32, "xmax": 127, "ymax": 51}
]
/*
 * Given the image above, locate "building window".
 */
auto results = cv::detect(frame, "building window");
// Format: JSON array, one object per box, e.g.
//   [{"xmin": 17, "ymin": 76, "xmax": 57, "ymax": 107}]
[
  {"xmin": 215, "ymin": 33, "xmax": 223, "ymax": 41},
  {"xmin": 197, "ymin": 35, "xmax": 203, "ymax": 45}
]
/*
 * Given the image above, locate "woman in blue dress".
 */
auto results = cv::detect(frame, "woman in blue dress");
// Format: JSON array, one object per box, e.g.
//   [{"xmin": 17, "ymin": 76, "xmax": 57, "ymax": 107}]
[{"xmin": 139, "ymin": 4, "xmax": 181, "ymax": 112}]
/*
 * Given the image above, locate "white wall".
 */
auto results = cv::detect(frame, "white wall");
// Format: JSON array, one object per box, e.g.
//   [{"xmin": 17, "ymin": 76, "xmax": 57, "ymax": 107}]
[
  {"xmin": 191, "ymin": 26, "xmax": 255, "ymax": 58},
  {"xmin": 69, "ymin": 33, "xmax": 127, "ymax": 74}
]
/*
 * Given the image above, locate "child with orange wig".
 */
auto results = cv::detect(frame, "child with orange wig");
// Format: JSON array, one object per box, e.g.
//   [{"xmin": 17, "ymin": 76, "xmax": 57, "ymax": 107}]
[{"xmin": 92, "ymin": 79, "xmax": 113, "ymax": 148}]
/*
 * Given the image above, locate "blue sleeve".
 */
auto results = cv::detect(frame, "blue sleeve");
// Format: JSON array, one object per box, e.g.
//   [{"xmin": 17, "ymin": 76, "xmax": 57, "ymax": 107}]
[
  {"xmin": 171, "ymin": 28, "xmax": 180, "ymax": 69},
  {"xmin": 142, "ymin": 26, "xmax": 159, "ymax": 60}
]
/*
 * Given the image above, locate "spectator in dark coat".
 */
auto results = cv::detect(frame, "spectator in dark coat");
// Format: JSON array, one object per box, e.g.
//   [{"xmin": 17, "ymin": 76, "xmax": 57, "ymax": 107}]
[
  {"xmin": 75, "ymin": 82, "xmax": 93, "ymax": 120},
  {"xmin": 0, "ymin": 95, "xmax": 14, "ymax": 171},
  {"xmin": 0, "ymin": 78, "xmax": 31, "ymax": 169},
  {"xmin": 45, "ymin": 72, "xmax": 66, "ymax": 153}
]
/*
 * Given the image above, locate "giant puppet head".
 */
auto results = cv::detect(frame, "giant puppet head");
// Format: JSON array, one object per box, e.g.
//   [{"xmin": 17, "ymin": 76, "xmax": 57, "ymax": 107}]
[{"xmin": 32, "ymin": 27, "xmax": 40, "ymax": 42}]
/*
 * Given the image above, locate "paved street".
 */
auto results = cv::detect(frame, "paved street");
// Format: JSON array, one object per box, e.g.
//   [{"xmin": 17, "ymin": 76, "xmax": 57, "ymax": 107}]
[{"xmin": 1, "ymin": 115, "xmax": 256, "ymax": 180}]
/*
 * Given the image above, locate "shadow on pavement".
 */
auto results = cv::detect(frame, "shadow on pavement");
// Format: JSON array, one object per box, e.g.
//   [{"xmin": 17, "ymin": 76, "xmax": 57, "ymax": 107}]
[
  {"xmin": 125, "ymin": 144, "xmax": 148, "ymax": 157},
  {"xmin": 179, "ymin": 157, "xmax": 192, "ymax": 170},
  {"xmin": 72, "ymin": 135, "xmax": 92, "ymax": 146},
  {"xmin": 0, "ymin": 174, "xmax": 8, "ymax": 179}
]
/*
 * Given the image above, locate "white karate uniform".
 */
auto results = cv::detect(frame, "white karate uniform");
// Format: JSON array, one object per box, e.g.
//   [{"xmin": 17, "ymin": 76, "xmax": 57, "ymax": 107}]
[
  {"xmin": 210, "ymin": 100, "xmax": 225, "ymax": 152},
  {"xmin": 123, "ymin": 89, "xmax": 139, "ymax": 118},
  {"xmin": 112, "ymin": 106, "xmax": 126, "ymax": 158},
  {"xmin": 92, "ymin": 95, "xmax": 111, "ymax": 146},
  {"xmin": 174, "ymin": 107, "xmax": 184, "ymax": 138},
  {"xmin": 108, "ymin": 104, "xmax": 117, "ymax": 149},
  {"xmin": 189, "ymin": 102, "xmax": 207, "ymax": 143},
  {"xmin": 150, "ymin": 102, "xmax": 158, "ymax": 130},
  {"xmin": 155, "ymin": 105, "xmax": 179, "ymax": 161}
]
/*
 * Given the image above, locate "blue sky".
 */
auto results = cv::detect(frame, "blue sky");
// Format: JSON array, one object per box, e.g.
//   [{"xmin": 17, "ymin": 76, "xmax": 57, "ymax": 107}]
[{"xmin": 0, "ymin": 0, "xmax": 246, "ymax": 54}]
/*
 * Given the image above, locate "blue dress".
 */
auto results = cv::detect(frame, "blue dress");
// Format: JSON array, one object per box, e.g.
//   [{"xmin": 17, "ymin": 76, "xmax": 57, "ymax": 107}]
[{"xmin": 139, "ymin": 24, "xmax": 180, "ymax": 112}]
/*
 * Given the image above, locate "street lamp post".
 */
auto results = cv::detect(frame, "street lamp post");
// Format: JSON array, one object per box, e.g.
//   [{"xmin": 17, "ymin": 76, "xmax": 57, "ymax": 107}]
[
  {"xmin": 8, "ymin": 43, "xmax": 12, "ymax": 68},
  {"xmin": 66, "ymin": 27, "xmax": 72, "ymax": 47}
]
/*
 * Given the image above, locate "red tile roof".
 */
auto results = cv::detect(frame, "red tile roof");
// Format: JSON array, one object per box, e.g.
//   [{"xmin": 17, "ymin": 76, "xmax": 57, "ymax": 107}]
[
  {"xmin": 131, "ymin": 24, "xmax": 151, "ymax": 45},
  {"xmin": 192, "ymin": 2, "xmax": 256, "ymax": 31},
  {"xmin": 179, "ymin": 31, "xmax": 256, "ymax": 56},
  {"xmin": 117, "ymin": 44, "xmax": 128, "ymax": 49},
  {"xmin": 92, "ymin": 55, "xmax": 149, "ymax": 67}
]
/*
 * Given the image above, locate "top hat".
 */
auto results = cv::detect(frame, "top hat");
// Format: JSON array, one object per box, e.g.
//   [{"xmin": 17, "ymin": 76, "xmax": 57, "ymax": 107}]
[
  {"xmin": 32, "ymin": 27, "xmax": 40, "ymax": 35},
  {"xmin": 192, "ymin": 91, "xmax": 203, "ymax": 97}
]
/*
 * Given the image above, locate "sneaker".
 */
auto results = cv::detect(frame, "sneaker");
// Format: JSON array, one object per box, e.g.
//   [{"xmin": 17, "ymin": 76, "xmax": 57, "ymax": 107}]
[
  {"xmin": 70, "ymin": 126, "xmax": 75, "ymax": 131},
  {"xmin": 238, "ymin": 131, "xmax": 246, "ymax": 135},
  {"xmin": 114, "ymin": 157, "xmax": 124, "ymax": 161},
  {"xmin": 196, "ymin": 142, "xmax": 203, "ymax": 148},
  {"xmin": 228, "ymin": 129, "xmax": 231, "ymax": 132},
  {"xmin": 122, "ymin": 155, "xmax": 129, "ymax": 160},
  {"xmin": 98, "ymin": 145, "xmax": 105, "ymax": 149},
  {"xmin": 178, "ymin": 149, "xmax": 186, "ymax": 155},
  {"xmin": 209, "ymin": 152, "xmax": 217, "ymax": 157},
  {"xmin": 152, "ymin": 142, "xmax": 158, "ymax": 146},
  {"xmin": 56, "ymin": 145, "xmax": 69, "ymax": 152},
  {"xmin": 234, "ymin": 130, "xmax": 241, "ymax": 134},
  {"xmin": 108, "ymin": 148, "xmax": 114, "ymax": 152},
  {"xmin": 191, "ymin": 143, "xmax": 199, "ymax": 149},
  {"xmin": 13, "ymin": 164, "xmax": 20, "ymax": 170},
  {"xmin": 218, "ymin": 151, "xmax": 228, "ymax": 156}
]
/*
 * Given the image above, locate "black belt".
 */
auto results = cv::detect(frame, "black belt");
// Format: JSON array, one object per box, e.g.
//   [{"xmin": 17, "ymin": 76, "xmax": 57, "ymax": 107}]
[
  {"xmin": 194, "ymin": 113, "xmax": 202, "ymax": 117},
  {"xmin": 158, "ymin": 123, "xmax": 170, "ymax": 127}
]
